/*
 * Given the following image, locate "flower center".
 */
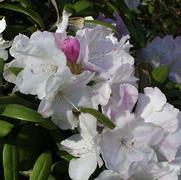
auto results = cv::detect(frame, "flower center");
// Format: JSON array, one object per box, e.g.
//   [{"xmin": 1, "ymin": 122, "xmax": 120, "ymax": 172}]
[
  {"xmin": 119, "ymin": 138, "xmax": 134, "ymax": 149},
  {"xmin": 66, "ymin": 61, "xmax": 82, "ymax": 75}
]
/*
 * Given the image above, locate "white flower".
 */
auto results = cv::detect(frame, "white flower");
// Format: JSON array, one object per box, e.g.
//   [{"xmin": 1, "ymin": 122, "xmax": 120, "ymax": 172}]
[
  {"xmin": 102, "ymin": 83, "xmax": 138, "ymax": 120},
  {"xmin": 133, "ymin": 158, "xmax": 181, "ymax": 180},
  {"xmin": 135, "ymin": 87, "xmax": 181, "ymax": 161},
  {"xmin": 158, "ymin": 129, "xmax": 181, "ymax": 162},
  {"xmin": 98, "ymin": 119, "xmax": 164, "ymax": 179},
  {"xmin": 0, "ymin": 18, "xmax": 11, "ymax": 60},
  {"xmin": 92, "ymin": 63, "xmax": 138, "ymax": 119},
  {"xmin": 96, "ymin": 158, "xmax": 181, "ymax": 180},
  {"xmin": 54, "ymin": 14, "xmax": 134, "ymax": 79},
  {"xmin": 54, "ymin": 12, "xmax": 137, "ymax": 119},
  {"xmin": 61, "ymin": 114, "xmax": 102, "ymax": 180},
  {"xmin": 92, "ymin": 62, "xmax": 137, "ymax": 105},
  {"xmin": 136, "ymin": 87, "xmax": 179, "ymax": 133},
  {"xmin": 0, "ymin": 17, "xmax": 6, "ymax": 33},
  {"xmin": 56, "ymin": 10, "xmax": 72, "ymax": 34},
  {"xmin": 76, "ymin": 27, "xmax": 134, "ymax": 77},
  {"xmin": 4, "ymin": 31, "xmax": 67, "ymax": 99},
  {"xmin": 95, "ymin": 170, "xmax": 121, "ymax": 180},
  {"xmin": 38, "ymin": 71, "xmax": 95, "ymax": 130}
]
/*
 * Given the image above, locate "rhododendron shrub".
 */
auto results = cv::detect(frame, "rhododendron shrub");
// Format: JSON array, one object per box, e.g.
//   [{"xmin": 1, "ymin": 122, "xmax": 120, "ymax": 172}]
[{"xmin": 0, "ymin": 0, "xmax": 180, "ymax": 180}]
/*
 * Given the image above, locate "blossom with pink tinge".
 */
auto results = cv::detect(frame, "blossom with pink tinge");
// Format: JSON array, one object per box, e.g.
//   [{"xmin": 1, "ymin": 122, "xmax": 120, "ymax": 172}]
[{"xmin": 59, "ymin": 38, "xmax": 80, "ymax": 64}]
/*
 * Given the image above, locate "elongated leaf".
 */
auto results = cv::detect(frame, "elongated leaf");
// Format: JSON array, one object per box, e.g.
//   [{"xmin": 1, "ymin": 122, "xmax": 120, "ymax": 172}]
[
  {"xmin": 14, "ymin": 0, "xmax": 32, "ymax": 8},
  {"xmin": 0, "ymin": 94, "xmax": 34, "ymax": 107},
  {"xmin": 0, "ymin": 104, "xmax": 45, "ymax": 122},
  {"xmin": 30, "ymin": 151, "xmax": 52, "ymax": 180},
  {"xmin": 0, "ymin": 120, "xmax": 14, "ymax": 138},
  {"xmin": 80, "ymin": 108, "xmax": 115, "ymax": 129},
  {"xmin": 3, "ymin": 144, "xmax": 19, "ymax": 180},
  {"xmin": 57, "ymin": 150, "xmax": 74, "ymax": 162},
  {"xmin": 151, "ymin": 65, "xmax": 169, "ymax": 84},
  {"xmin": 72, "ymin": 0, "xmax": 93, "ymax": 13},
  {"xmin": 85, "ymin": 20, "xmax": 117, "ymax": 32},
  {"xmin": 40, "ymin": 120, "xmax": 58, "ymax": 130},
  {"xmin": 0, "ymin": 3, "xmax": 44, "ymax": 28},
  {"xmin": 0, "ymin": 58, "xmax": 4, "ymax": 75},
  {"xmin": 105, "ymin": 1, "xmax": 119, "ymax": 12}
]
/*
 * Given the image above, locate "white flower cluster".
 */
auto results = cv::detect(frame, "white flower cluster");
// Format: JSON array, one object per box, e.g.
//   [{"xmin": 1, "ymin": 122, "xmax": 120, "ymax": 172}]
[{"xmin": 3, "ymin": 12, "xmax": 181, "ymax": 180}]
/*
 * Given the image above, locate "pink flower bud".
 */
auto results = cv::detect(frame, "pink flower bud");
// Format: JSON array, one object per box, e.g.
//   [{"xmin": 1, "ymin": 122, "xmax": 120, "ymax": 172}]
[{"xmin": 61, "ymin": 38, "xmax": 80, "ymax": 63}]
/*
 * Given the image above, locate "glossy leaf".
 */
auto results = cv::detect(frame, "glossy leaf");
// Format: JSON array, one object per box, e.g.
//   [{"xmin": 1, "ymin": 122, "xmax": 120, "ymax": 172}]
[
  {"xmin": 0, "ymin": 58, "xmax": 4, "ymax": 75},
  {"xmin": 0, "ymin": 104, "xmax": 45, "ymax": 122},
  {"xmin": 72, "ymin": 0, "xmax": 93, "ymax": 13},
  {"xmin": 30, "ymin": 151, "xmax": 52, "ymax": 180},
  {"xmin": 80, "ymin": 108, "xmax": 115, "ymax": 129},
  {"xmin": 0, "ymin": 3, "xmax": 44, "ymax": 28},
  {"xmin": 39, "ymin": 120, "xmax": 58, "ymax": 130},
  {"xmin": 0, "ymin": 94, "xmax": 34, "ymax": 108},
  {"xmin": 57, "ymin": 150, "xmax": 74, "ymax": 162},
  {"xmin": 85, "ymin": 19, "xmax": 117, "ymax": 32},
  {"xmin": 3, "ymin": 144, "xmax": 19, "ymax": 180},
  {"xmin": 13, "ymin": 0, "xmax": 32, "ymax": 8},
  {"xmin": 0, "ymin": 120, "xmax": 14, "ymax": 138}
]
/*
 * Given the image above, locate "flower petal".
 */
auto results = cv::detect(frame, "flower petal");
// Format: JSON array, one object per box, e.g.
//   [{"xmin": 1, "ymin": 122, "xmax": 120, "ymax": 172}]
[{"xmin": 69, "ymin": 153, "xmax": 97, "ymax": 180}]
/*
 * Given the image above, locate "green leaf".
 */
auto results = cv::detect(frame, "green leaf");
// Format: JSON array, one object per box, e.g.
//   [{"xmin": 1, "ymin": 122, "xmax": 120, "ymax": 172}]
[
  {"xmin": 0, "ymin": 104, "xmax": 45, "ymax": 123},
  {"xmin": 61, "ymin": 153, "xmax": 74, "ymax": 162},
  {"xmin": 13, "ymin": 0, "xmax": 32, "ymax": 8},
  {"xmin": 0, "ymin": 3, "xmax": 44, "ymax": 28},
  {"xmin": 148, "ymin": 4, "xmax": 154, "ymax": 14},
  {"xmin": 105, "ymin": 1, "xmax": 119, "ymax": 12},
  {"xmin": 0, "ymin": 94, "xmax": 34, "ymax": 108},
  {"xmin": 0, "ymin": 59, "xmax": 4, "ymax": 75},
  {"xmin": 72, "ymin": 0, "xmax": 93, "ymax": 13},
  {"xmin": 57, "ymin": 151, "xmax": 74, "ymax": 162},
  {"xmin": 0, "ymin": 120, "xmax": 14, "ymax": 138},
  {"xmin": 85, "ymin": 20, "xmax": 117, "ymax": 32},
  {"xmin": 39, "ymin": 120, "xmax": 58, "ymax": 130},
  {"xmin": 3, "ymin": 144, "xmax": 19, "ymax": 180},
  {"xmin": 151, "ymin": 65, "xmax": 169, "ymax": 84},
  {"xmin": 80, "ymin": 108, "xmax": 115, "ymax": 129},
  {"xmin": 30, "ymin": 151, "xmax": 52, "ymax": 180},
  {"xmin": 7, "ymin": 67, "xmax": 23, "ymax": 76}
]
